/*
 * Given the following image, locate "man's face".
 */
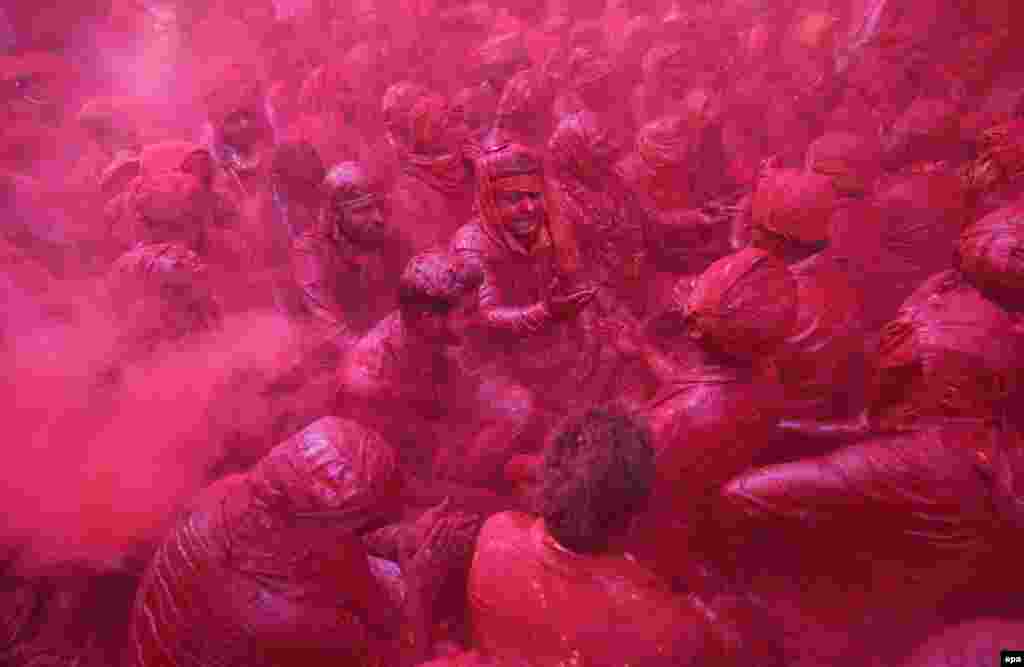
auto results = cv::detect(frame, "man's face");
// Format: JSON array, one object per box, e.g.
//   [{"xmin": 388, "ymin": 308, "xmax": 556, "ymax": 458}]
[
  {"xmin": 495, "ymin": 181, "xmax": 545, "ymax": 245},
  {"xmin": 337, "ymin": 200, "xmax": 389, "ymax": 244}
]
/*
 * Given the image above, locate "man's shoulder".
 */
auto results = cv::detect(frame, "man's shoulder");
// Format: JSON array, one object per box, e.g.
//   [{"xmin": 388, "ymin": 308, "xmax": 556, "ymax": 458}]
[{"xmin": 475, "ymin": 511, "xmax": 536, "ymax": 556}]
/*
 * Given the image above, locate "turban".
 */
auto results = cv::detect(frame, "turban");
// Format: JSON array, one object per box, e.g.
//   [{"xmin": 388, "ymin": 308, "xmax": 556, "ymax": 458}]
[
  {"xmin": 956, "ymin": 202, "xmax": 1024, "ymax": 305},
  {"xmin": 869, "ymin": 271, "xmax": 1022, "ymax": 430},
  {"xmin": 496, "ymin": 67, "xmax": 552, "ymax": 124},
  {"xmin": 681, "ymin": 247, "xmax": 798, "ymax": 361},
  {"xmin": 548, "ymin": 110, "xmax": 618, "ymax": 182},
  {"xmin": 249, "ymin": 417, "xmax": 403, "ymax": 520},
  {"xmin": 962, "ymin": 119, "xmax": 1024, "ymax": 196},
  {"xmin": 752, "ymin": 168, "xmax": 838, "ymax": 244}
]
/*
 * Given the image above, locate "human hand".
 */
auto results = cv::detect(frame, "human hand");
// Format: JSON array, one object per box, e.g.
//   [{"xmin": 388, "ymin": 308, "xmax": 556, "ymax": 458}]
[{"xmin": 546, "ymin": 285, "xmax": 597, "ymax": 320}]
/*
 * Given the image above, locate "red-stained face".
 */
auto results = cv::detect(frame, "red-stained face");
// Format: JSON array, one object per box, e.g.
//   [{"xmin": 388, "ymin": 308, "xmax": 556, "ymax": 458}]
[
  {"xmin": 333, "ymin": 200, "xmax": 389, "ymax": 244},
  {"xmin": 494, "ymin": 175, "xmax": 546, "ymax": 245}
]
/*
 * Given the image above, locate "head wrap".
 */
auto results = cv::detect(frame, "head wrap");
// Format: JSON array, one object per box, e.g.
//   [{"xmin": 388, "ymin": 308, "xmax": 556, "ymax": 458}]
[
  {"xmin": 636, "ymin": 115, "xmax": 695, "ymax": 170},
  {"xmin": 381, "ymin": 80, "xmax": 431, "ymax": 150},
  {"xmin": 681, "ymin": 247, "xmax": 798, "ymax": 362},
  {"xmin": 475, "ymin": 143, "xmax": 553, "ymax": 255},
  {"xmin": 752, "ymin": 168, "xmax": 838, "ymax": 244},
  {"xmin": 403, "ymin": 92, "xmax": 470, "ymax": 194},
  {"xmin": 868, "ymin": 271, "xmax": 1022, "ymax": 430},
  {"xmin": 548, "ymin": 110, "xmax": 619, "ymax": 183},
  {"xmin": 956, "ymin": 202, "xmax": 1024, "ymax": 307},
  {"xmin": 249, "ymin": 417, "xmax": 402, "ymax": 522},
  {"xmin": 961, "ymin": 120, "xmax": 1024, "ymax": 197},
  {"xmin": 805, "ymin": 132, "xmax": 880, "ymax": 197},
  {"xmin": 200, "ymin": 62, "xmax": 267, "ymax": 128}
]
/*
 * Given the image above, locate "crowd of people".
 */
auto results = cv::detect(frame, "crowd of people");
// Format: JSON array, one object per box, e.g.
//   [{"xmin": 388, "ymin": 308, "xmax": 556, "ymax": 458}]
[{"xmin": 2, "ymin": 0, "xmax": 1024, "ymax": 665}]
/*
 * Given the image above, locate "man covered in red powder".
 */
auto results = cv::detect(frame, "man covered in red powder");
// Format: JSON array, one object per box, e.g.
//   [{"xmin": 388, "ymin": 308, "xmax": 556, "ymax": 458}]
[
  {"xmin": 611, "ymin": 248, "xmax": 797, "ymax": 590},
  {"xmin": 389, "ymin": 90, "xmax": 475, "ymax": 252},
  {"xmin": 199, "ymin": 62, "xmax": 295, "ymax": 311},
  {"xmin": 716, "ymin": 211, "xmax": 1024, "ymax": 657},
  {"xmin": 290, "ymin": 161, "xmax": 410, "ymax": 338},
  {"xmin": 618, "ymin": 114, "xmax": 698, "ymax": 214},
  {"xmin": 131, "ymin": 416, "xmax": 479, "ymax": 667},
  {"xmin": 748, "ymin": 167, "xmax": 866, "ymax": 426},
  {"xmin": 451, "ymin": 142, "xmax": 598, "ymax": 414},
  {"xmin": 284, "ymin": 62, "xmax": 372, "ymax": 169},
  {"xmin": 547, "ymin": 110, "xmax": 647, "ymax": 315},
  {"xmin": 337, "ymin": 248, "xmax": 539, "ymax": 490},
  {"xmin": 468, "ymin": 404, "xmax": 785, "ymax": 666},
  {"xmin": 103, "ymin": 243, "xmax": 224, "ymax": 380}
]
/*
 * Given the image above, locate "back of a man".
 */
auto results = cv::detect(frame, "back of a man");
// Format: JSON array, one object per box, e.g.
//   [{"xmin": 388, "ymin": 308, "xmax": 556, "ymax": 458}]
[
  {"xmin": 466, "ymin": 406, "xmax": 780, "ymax": 666},
  {"xmin": 469, "ymin": 510, "xmax": 711, "ymax": 666}
]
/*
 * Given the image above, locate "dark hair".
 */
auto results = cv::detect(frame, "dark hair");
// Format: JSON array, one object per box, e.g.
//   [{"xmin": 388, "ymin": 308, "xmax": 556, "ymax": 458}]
[
  {"xmin": 536, "ymin": 405, "xmax": 655, "ymax": 554},
  {"xmin": 397, "ymin": 248, "xmax": 481, "ymax": 314}
]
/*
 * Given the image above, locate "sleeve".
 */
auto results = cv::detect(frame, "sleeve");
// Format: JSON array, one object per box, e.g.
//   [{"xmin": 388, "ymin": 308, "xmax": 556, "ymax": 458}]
[
  {"xmin": 718, "ymin": 432, "xmax": 999, "ymax": 553},
  {"xmin": 476, "ymin": 263, "xmax": 554, "ymax": 335},
  {"xmin": 452, "ymin": 224, "xmax": 557, "ymax": 337}
]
